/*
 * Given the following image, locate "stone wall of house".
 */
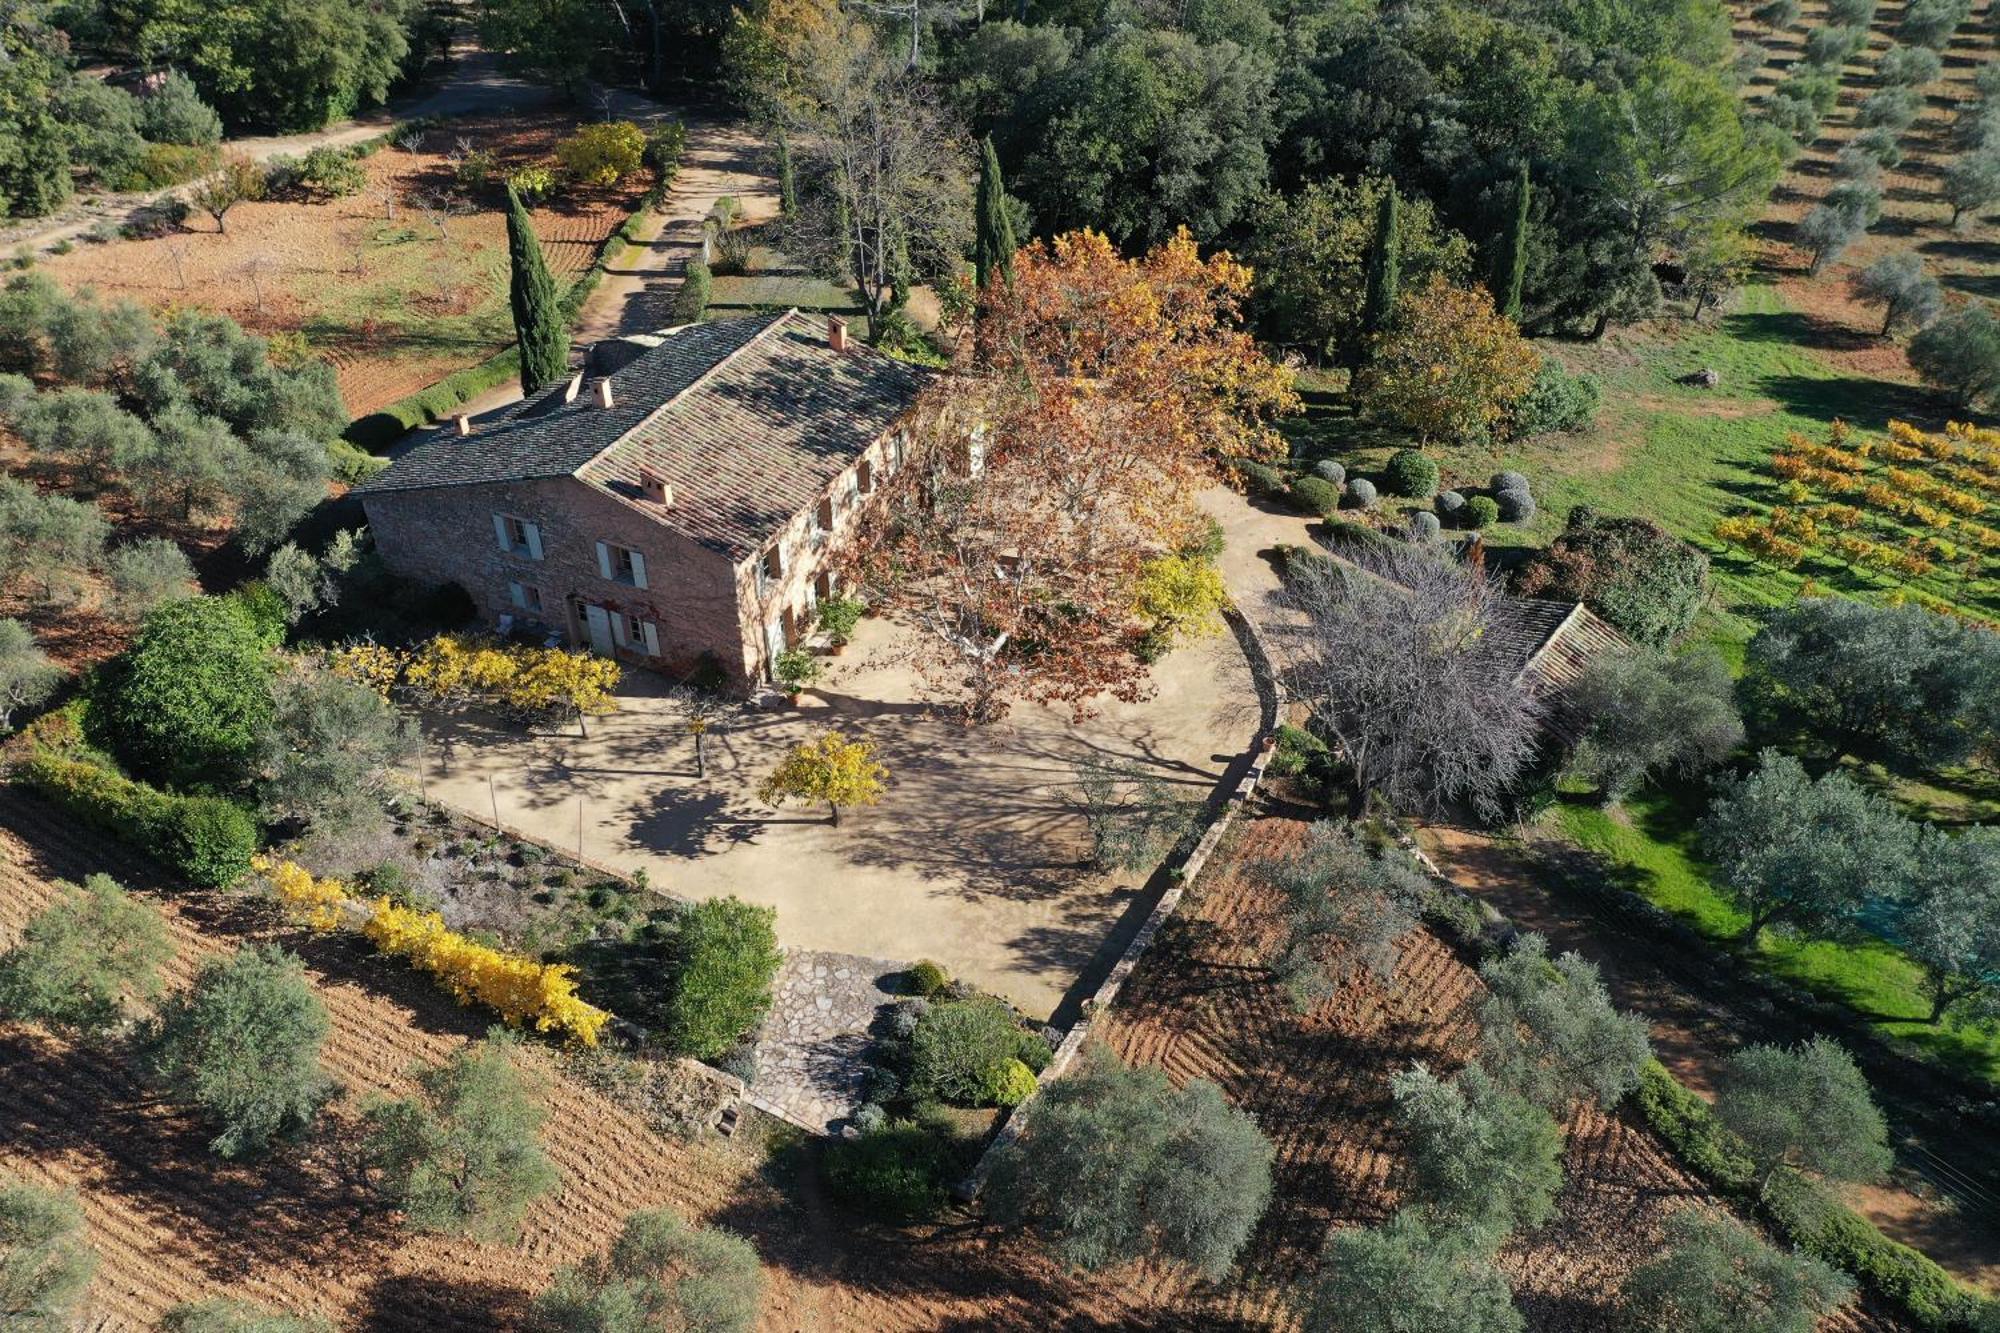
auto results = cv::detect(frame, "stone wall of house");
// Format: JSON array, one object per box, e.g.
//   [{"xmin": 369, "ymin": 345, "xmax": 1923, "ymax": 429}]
[{"xmin": 361, "ymin": 475, "xmax": 750, "ymax": 682}]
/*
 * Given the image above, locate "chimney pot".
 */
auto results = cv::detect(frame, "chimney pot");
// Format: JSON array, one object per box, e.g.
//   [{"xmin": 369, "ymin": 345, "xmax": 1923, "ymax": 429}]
[
  {"xmin": 827, "ymin": 315, "xmax": 848, "ymax": 352},
  {"xmin": 562, "ymin": 372, "xmax": 584, "ymax": 403},
  {"xmin": 453, "ymin": 413, "xmax": 472, "ymax": 436},
  {"xmin": 639, "ymin": 468, "xmax": 672, "ymax": 505},
  {"xmin": 594, "ymin": 378, "xmax": 615, "ymax": 409}
]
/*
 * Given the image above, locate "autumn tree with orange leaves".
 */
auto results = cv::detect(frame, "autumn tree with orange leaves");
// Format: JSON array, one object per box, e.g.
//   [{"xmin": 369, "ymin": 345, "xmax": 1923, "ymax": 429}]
[{"xmin": 847, "ymin": 228, "xmax": 1298, "ymax": 721}]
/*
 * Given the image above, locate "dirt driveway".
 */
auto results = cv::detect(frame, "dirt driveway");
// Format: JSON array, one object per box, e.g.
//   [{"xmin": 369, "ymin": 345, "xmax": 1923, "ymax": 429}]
[{"xmin": 416, "ymin": 614, "xmax": 1257, "ymax": 1020}]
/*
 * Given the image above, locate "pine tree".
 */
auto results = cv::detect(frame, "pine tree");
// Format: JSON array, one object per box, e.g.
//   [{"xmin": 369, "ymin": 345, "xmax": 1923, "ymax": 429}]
[
  {"xmin": 1497, "ymin": 161, "xmax": 1530, "ymax": 321},
  {"xmin": 1361, "ymin": 184, "xmax": 1402, "ymax": 343},
  {"xmin": 975, "ymin": 135, "xmax": 1018, "ymax": 294},
  {"xmin": 505, "ymin": 184, "xmax": 569, "ymax": 396},
  {"xmin": 776, "ymin": 127, "xmax": 798, "ymax": 220}
]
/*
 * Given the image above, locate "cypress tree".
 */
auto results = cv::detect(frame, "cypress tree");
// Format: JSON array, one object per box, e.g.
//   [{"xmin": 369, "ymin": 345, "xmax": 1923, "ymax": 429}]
[
  {"xmin": 1496, "ymin": 161, "xmax": 1530, "ymax": 322},
  {"xmin": 974, "ymin": 135, "xmax": 1018, "ymax": 293},
  {"xmin": 1361, "ymin": 182, "xmax": 1402, "ymax": 340},
  {"xmin": 776, "ymin": 127, "xmax": 798, "ymax": 220},
  {"xmin": 505, "ymin": 184, "xmax": 569, "ymax": 396}
]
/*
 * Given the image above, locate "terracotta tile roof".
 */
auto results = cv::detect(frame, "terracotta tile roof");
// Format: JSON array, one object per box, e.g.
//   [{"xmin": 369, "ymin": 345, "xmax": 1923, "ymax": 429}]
[
  {"xmin": 1479, "ymin": 597, "xmax": 1632, "ymax": 742},
  {"xmin": 357, "ymin": 310, "xmax": 936, "ymax": 562}
]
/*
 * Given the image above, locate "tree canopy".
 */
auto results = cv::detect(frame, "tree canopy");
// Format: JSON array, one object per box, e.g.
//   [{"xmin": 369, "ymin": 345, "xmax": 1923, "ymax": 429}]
[{"xmin": 0, "ymin": 874, "xmax": 171, "ymax": 1039}]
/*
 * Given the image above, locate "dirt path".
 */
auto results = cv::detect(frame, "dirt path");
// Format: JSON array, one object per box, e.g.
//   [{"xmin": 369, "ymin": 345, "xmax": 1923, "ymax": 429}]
[{"xmin": 1420, "ymin": 822, "xmax": 2000, "ymax": 1295}]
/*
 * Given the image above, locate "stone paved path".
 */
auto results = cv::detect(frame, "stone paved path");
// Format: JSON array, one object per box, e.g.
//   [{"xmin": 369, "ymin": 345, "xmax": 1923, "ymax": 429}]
[{"xmin": 746, "ymin": 950, "xmax": 909, "ymax": 1134}]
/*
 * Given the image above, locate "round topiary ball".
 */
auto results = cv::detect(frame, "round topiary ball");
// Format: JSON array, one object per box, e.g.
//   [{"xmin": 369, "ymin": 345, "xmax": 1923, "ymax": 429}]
[
  {"xmin": 1345, "ymin": 477, "xmax": 1378, "ymax": 509},
  {"xmin": 1408, "ymin": 511, "xmax": 1442, "ymax": 541},
  {"xmin": 983, "ymin": 1057, "xmax": 1040, "ymax": 1108},
  {"xmin": 1496, "ymin": 487, "xmax": 1537, "ymax": 523},
  {"xmin": 1384, "ymin": 448, "xmax": 1440, "ymax": 499},
  {"xmin": 1490, "ymin": 470, "xmax": 1530, "ymax": 495},
  {"xmin": 1465, "ymin": 495, "xmax": 1500, "ymax": 529},
  {"xmin": 907, "ymin": 960, "xmax": 950, "ymax": 997},
  {"xmin": 1435, "ymin": 490, "xmax": 1466, "ymax": 522},
  {"xmin": 1312, "ymin": 458, "xmax": 1346, "ymax": 486}
]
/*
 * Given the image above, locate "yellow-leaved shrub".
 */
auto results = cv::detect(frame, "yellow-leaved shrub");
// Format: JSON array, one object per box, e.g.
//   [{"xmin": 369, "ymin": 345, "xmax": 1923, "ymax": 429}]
[{"xmin": 253, "ymin": 854, "xmax": 352, "ymax": 931}]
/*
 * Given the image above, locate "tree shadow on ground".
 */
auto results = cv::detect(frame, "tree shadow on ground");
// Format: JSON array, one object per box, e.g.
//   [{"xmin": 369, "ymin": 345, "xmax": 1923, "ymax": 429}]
[{"xmin": 353, "ymin": 1271, "xmax": 533, "ymax": 1332}]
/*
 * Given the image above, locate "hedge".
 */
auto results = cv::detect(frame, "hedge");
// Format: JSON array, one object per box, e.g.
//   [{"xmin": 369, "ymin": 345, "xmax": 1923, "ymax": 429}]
[
  {"xmin": 18, "ymin": 749, "xmax": 256, "ymax": 888},
  {"xmin": 1633, "ymin": 1059, "xmax": 1993, "ymax": 1332},
  {"xmin": 1289, "ymin": 475, "xmax": 1342, "ymax": 518}
]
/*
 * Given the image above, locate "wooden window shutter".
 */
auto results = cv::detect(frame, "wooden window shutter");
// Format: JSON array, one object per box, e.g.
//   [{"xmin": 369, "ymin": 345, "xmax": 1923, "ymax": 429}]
[
  {"xmin": 596, "ymin": 541, "xmax": 613, "ymax": 579},
  {"xmin": 524, "ymin": 523, "xmax": 544, "ymax": 560},
  {"xmin": 508, "ymin": 581, "xmax": 527, "ymax": 609},
  {"xmin": 641, "ymin": 621, "xmax": 660, "ymax": 657},
  {"xmin": 610, "ymin": 612, "xmax": 629, "ymax": 648},
  {"xmin": 492, "ymin": 513, "xmax": 511, "ymax": 552},
  {"xmin": 629, "ymin": 549, "xmax": 647, "ymax": 589}
]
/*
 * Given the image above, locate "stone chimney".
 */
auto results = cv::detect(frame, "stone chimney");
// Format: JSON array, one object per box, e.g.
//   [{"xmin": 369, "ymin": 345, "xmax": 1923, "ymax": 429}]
[
  {"xmin": 594, "ymin": 378, "xmax": 615, "ymax": 409},
  {"xmin": 452, "ymin": 413, "xmax": 472, "ymax": 436},
  {"xmin": 639, "ymin": 467, "xmax": 672, "ymax": 505},
  {"xmin": 827, "ymin": 315, "xmax": 849, "ymax": 353},
  {"xmin": 562, "ymin": 371, "xmax": 584, "ymax": 403}
]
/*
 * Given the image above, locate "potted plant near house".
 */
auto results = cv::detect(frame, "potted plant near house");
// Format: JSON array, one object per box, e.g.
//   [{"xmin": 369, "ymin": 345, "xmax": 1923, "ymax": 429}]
[
  {"xmin": 817, "ymin": 594, "xmax": 865, "ymax": 655},
  {"xmin": 774, "ymin": 647, "xmax": 821, "ymax": 703}
]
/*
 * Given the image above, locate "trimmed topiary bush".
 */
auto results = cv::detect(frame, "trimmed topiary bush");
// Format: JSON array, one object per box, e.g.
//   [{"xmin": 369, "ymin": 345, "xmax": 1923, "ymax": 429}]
[
  {"xmin": 907, "ymin": 959, "xmax": 949, "ymax": 997},
  {"xmin": 982, "ymin": 1057, "xmax": 1040, "ymax": 1108},
  {"xmin": 1408, "ymin": 511, "xmax": 1442, "ymax": 541},
  {"xmin": 1384, "ymin": 449, "xmax": 1440, "ymax": 498},
  {"xmin": 1465, "ymin": 495, "xmax": 1500, "ymax": 528},
  {"xmin": 1236, "ymin": 459, "xmax": 1287, "ymax": 498},
  {"xmin": 1311, "ymin": 459, "xmax": 1346, "ymax": 486},
  {"xmin": 155, "ymin": 797, "xmax": 259, "ymax": 889},
  {"xmin": 1512, "ymin": 362, "xmax": 1601, "ymax": 436},
  {"xmin": 1435, "ymin": 490, "xmax": 1466, "ymax": 522},
  {"xmin": 1345, "ymin": 477, "xmax": 1378, "ymax": 509},
  {"xmin": 1496, "ymin": 488, "xmax": 1536, "ymax": 523},
  {"xmin": 1490, "ymin": 471, "xmax": 1529, "ymax": 495},
  {"xmin": 1290, "ymin": 475, "xmax": 1344, "ymax": 518}
]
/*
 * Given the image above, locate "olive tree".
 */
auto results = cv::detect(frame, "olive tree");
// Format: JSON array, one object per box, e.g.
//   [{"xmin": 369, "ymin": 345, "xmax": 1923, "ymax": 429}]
[
  {"xmin": 1565, "ymin": 647, "xmax": 1743, "ymax": 803},
  {"xmin": 254, "ymin": 662, "xmax": 413, "ymax": 833},
  {"xmin": 1848, "ymin": 252, "xmax": 1943, "ymax": 335},
  {"xmin": 1943, "ymin": 151, "xmax": 2000, "ymax": 226},
  {"xmin": 1797, "ymin": 203, "xmax": 1865, "ymax": 274},
  {"xmin": 1281, "ymin": 544, "xmax": 1540, "ymax": 818},
  {"xmin": 105, "ymin": 538, "xmax": 196, "ymax": 622},
  {"xmin": 1700, "ymin": 751, "xmax": 1917, "ymax": 946},
  {"xmin": 0, "ymin": 1177, "xmax": 95, "ymax": 1331},
  {"xmin": 146, "ymin": 944, "xmax": 333, "ymax": 1159},
  {"xmin": 1894, "ymin": 825, "xmax": 2000, "ymax": 1023},
  {"xmin": 0, "ymin": 874, "xmax": 171, "ymax": 1039},
  {"xmin": 1623, "ymin": 1207, "xmax": 1853, "ymax": 1333},
  {"xmin": 1389, "ymin": 1063, "xmax": 1563, "ymax": 1242},
  {"xmin": 1713, "ymin": 1037, "xmax": 1893, "ymax": 1197},
  {"xmin": 985, "ymin": 1049, "xmax": 1273, "ymax": 1279},
  {"xmin": 1259, "ymin": 820, "xmax": 1429, "ymax": 1008},
  {"xmin": 1477, "ymin": 933, "xmax": 1651, "ymax": 1112},
  {"xmin": 1910, "ymin": 302, "xmax": 2000, "ymax": 408},
  {"xmin": 361, "ymin": 1031, "xmax": 561, "ymax": 1242},
  {"xmin": 534, "ymin": 1207, "xmax": 765, "ymax": 1333},
  {"xmin": 1302, "ymin": 1212, "xmax": 1524, "ymax": 1333},
  {"xmin": 0, "ymin": 619, "xmax": 59, "ymax": 733}
]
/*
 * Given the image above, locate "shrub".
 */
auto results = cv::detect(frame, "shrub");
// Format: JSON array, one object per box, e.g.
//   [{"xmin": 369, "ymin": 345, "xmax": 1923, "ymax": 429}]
[
  {"xmin": 1266, "ymin": 722, "xmax": 1330, "ymax": 778},
  {"xmin": 535, "ymin": 1205, "xmax": 763, "ymax": 1333},
  {"xmin": 361, "ymin": 1030, "xmax": 561, "ymax": 1241},
  {"xmin": 1345, "ymin": 477, "xmax": 1378, "ymax": 509},
  {"xmin": 1803, "ymin": 24, "xmax": 1865, "ymax": 69},
  {"xmin": 1762, "ymin": 1171, "xmax": 1985, "ymax": 1330},
  {"xmin": 1384, "ymin": 449, "xmax": 1440, "ymax": 498},
  {"xmin": 1435, "ymin": 490, "xmax": 1466, "ymax": 521},
  {"xmin": 1623, "ymin": 1207, "xmax": 1854, "ymax": 1333},
  {"xmin": 909, "ymin": 997, "xmax": 1045, "ymax": 1105},
  {"xmin": 1851, "ymin": 127, "xmax": 1905, "ymax": 166},
  {"xmin": 1495, "ymin": 488, "xmax": 1536, "ymax": 522},
  {"xmin": 120, "ymin": 142, "xmax": 217, "ymax": 191},
  {"xmin": 1236, "ymin": 458, "xmax": 1287, "ymax": 498},
  {"xmin": 159, "ymin": 1299, "xmax": 330, "ymax": 1332},
  {"xmin": 295, "ymin": 146, "xmax": 365, "ymax": 198},
  {"xmin": 1765, "ymin": 91, "xmax": 1822, "ymax": 144},
  {"xmin": 1408, "ymin": 511, "xmax": 1442, "ymax": 541},
  {"xmin": 1859, "ymin": 87, "xmax": 1923, "ymax": 130},
  {"xmin": 158, "ymin": 795, "xmax": 261, "ymax": 888},
  {"xmin": 1512, "ymin": 361, "xmax": 1600, "ymax": 435},
  {"xmin": 97, "ymin": 595, "xmax": 275, "ymax": 790},
  {"xmin": 825, "ymin": 1115, "xmax": 965, "ymax": 1223},
  {"xmin": 508, "ymin": 164, "xmax": 556, "ymax": 204},
  {"xmin": 556, "ymin": 121, "xmax": 647, "ymax": 186},
  {"xmin": 1289, "ymin": 475, "xmax": 1343, "ymax": 518},
  {"xmin": 1490, "ymin": 470, "xmax": 1529, "ymax": 493},
  {"xmin": 660, "ymin": 897, "xmax": 783, "ymax": 1060},
  {"xmin": 982, "ymin": 1057, "xmax": 1039, "ymax": 1108},
  {"xmin": 0, "ymin": 1177, "xmax": 95, "ymax": 1329},
  {"xmin": 907, "ymin": 959, "xmax": 950, "ymax": 997},
  {"xmin": 138, "ymin": 69, "xmax": 223, "ymax": 146},
  {"xmin": 1513, "ymin": 506, "xmax": 1711, "ymax": 647},
  {"xmin": 0, "ymin": 873, "xmax": 171, "ymax": 1038},
  {"xmin": 1311, "ymin": 459, "xmax": 1345, "ymax": 485},
  {"xmin": 146, "ymin": 944, "xmax": 333, "ymax": 1158},
  {"xmin": 1879, "ymin": 43, "xmax": 1944, "ymax": 86},
  {"xmin": 816, "ymin": 593, "xmax": 865, "ymax": 645},
  {"xmin": 1635, "ymin": 1060, "xmax": 1756, "ymax": 1192},
  {"xmin": 1465, "ymin": 495, "xmax": 1499, "ymax": 528}
]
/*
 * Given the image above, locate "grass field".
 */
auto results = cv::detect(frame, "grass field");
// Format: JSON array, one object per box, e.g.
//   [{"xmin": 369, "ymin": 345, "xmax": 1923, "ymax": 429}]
[{"xmin": 1553, "ymin": 789, "xmax": 2000, "ymax": 1085}]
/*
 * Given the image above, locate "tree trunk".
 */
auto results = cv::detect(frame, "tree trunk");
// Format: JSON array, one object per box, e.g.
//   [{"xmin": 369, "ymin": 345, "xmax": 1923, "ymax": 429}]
[
  {"xmin": 1882, "ymin": 302, "xmax": 1897, "ymax": 336},
  {"xmin": 829, "ymin": 801, "xmax": 842, "ymax": 827},
  {"xmin": 694, "ymin": 731, "xmax": 705, "ymax": 778}
]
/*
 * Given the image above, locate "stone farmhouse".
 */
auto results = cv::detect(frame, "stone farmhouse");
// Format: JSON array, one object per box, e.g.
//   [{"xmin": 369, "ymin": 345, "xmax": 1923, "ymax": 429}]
[{"xmin": 355, "ymin": 310, "xmax": 936, "ymax": 688}]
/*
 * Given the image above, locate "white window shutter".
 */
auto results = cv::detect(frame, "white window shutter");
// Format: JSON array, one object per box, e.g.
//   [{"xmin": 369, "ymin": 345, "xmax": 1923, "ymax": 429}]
[
  {"xmin": 629, "ymin": 550, "xmax": 647, "ymax": 589},
  {"xmin": 508, "ymin": 581, "xmax": 526, "ymax": 609},
  {"xmin": 524, "ymin": 523, "xmax": 543, "ymax": 561},
  {"xmin": 596, "ymin": 541, "xmax": 613, "ymax": 579},
  {"xmin": 611, "ymin": 613, "xmax": 629, "ymax": 648},
  {"xmin": 492, "ymin": 513, "xmax": 511, "ymax": 552},
  {"xmin": 641, "ymin": 621, "xmax": 660, "ymax": 657}
]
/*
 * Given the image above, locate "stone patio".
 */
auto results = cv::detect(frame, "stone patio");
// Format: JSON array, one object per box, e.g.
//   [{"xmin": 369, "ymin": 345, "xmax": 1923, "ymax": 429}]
[{"xmin": 744, "ymin": 950, "xmax": 907, "ymax": 1133}]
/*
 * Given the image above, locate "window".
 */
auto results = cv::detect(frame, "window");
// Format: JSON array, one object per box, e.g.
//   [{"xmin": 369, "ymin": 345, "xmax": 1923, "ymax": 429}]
[
  {"xmin": 491, "ymin": 513, "xmax": 543, "ymax": 560},
  {"xmin": 758, "ymin": 544, "xmax": 783, "ymax": 596},
  {"xmin": 857, "ymin": 458, "xmax": 874, "ymax": 494},
  {"xmin": 595, "ymin": 540, "xmax": 648, "ymax": 589},
  {"xmin": 814, "ymin": 496, "xmax": 835, "ymax": 536},
  {"xmin": 508, "ymin": 581, "xmax": 543, "ymax": 613},
  {"xmin": 609, "ymin": 612, "xmax": 661, "ymax": 657}
]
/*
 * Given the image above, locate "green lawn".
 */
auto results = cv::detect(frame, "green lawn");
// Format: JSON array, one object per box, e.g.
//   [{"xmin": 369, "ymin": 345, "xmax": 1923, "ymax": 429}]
[{"xmin": 1554, "ymin": 791, "xmax": 2000, "ymax": 1087}]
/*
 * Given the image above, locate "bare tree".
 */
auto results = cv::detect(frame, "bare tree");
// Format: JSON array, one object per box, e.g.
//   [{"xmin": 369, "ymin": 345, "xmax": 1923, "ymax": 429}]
[
  {"xmin": 190, "ymin": 154, "xmax": 266, "ymax": 234},
  {"xmin": 783, "ymin": 19, "xmax": 973, "ymax": 329},
  {"xmin": 1279, "ymin": 544, "xmax": 1541, "ymax": 817},
  {"xmin": 239, "ymin": 255, "xmax": 275, "ymax": 313},
  {"xmin": 665, "ymin": 685, "xmax": 739, "ymax": 779},
  {"xmin": 413, "ymin": 192, "xmax": 472, "ymax": 243},
  {"xmin": 163, "ymin": 238, "xmax": 191, "ymax": 290}
]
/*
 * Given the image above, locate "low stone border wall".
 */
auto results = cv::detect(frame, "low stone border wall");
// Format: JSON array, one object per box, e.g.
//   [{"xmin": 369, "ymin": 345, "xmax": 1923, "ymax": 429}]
[{"xmin": 956, "ymin": 603, "xmax": 1285, "ymax": 1198}]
